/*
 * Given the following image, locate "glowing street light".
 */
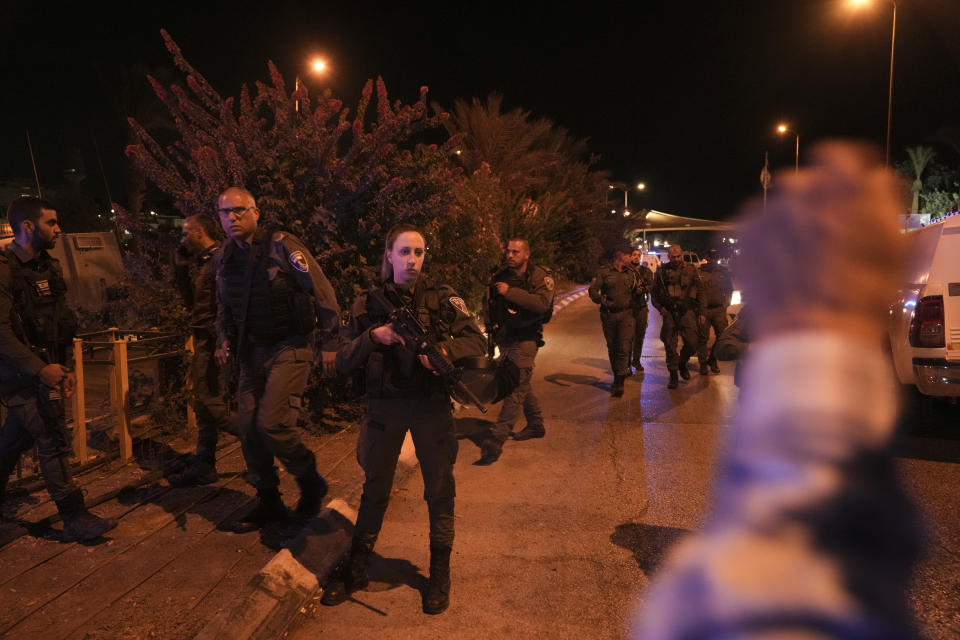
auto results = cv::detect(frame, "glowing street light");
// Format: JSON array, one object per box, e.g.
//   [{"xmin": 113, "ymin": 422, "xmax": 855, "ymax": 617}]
[
  {"xmin": 848, "ymin": 0, "xmax": 898, "ymax": 165},
  {"xmin": 636, "ymin": 182, "xmax": 646, "ymax": 191},
  {"xmin": 295, "ymin": 56, "xmax": 331, "ymax": 113},
  {"xmin": 776, "ymin": 123, "xmax": 800, "ymax": 175}
]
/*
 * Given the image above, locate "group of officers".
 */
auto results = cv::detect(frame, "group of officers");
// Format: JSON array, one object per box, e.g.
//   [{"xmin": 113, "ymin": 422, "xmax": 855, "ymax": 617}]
[
  {"xmin": 0, "ymin": 190, "xmax": 557, "ymax": 616},
  {"xmin": 588, "ymin": 243, "xmax": 733, "ymax": 393}
]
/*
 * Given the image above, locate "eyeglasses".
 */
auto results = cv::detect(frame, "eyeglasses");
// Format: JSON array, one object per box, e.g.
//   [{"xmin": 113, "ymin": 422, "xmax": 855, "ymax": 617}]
[{"xmin": 216, "ymin": 206, "xmax": 254, "ymax": 218}]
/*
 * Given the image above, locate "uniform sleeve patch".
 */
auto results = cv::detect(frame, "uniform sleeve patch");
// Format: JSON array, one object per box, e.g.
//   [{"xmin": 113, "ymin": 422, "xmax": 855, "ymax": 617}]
[
  {"xmin": 289, "ymin": 251, "xmax": 309, "ymax": 273},
  {"xmin": 543, "ymin": 276, "xmax": 555, "ymax": 291},
  {"xmin": 448, "ymin": 297, "xmax": 469, "ymax": 315}
]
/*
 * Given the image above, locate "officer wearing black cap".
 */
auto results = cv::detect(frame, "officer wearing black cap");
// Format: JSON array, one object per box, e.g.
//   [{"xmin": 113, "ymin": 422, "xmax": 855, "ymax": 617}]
[
  {"xmin": 0, "ymin": 196, "xmax": 116, "ymax": 541},
  {"xmin": 588, "ymin": 246, "xmax": 641, "ymax": 397},
  {"xmin": 477, "ymin": 238, "xmax": 554, "ymax": 465},
  {"xmin": 214, "ymin": 187, "xmax": 341, "ymax": 532},
  {"xmin": 324, "ymin": 223, "xmax": 485, "ymax": 615}
]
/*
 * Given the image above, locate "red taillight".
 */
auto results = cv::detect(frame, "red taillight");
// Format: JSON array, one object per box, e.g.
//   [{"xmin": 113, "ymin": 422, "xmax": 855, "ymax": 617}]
[{"xmin": 909, "ymin": 295, "xmax": 945, "ymax": 348}]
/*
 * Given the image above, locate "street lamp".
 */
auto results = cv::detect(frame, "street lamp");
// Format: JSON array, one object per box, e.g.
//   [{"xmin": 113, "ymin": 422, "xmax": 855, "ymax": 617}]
[
  {"xmin": 608, "ymin": 181, "xmax": 647, "ymax": 212},
  {"xmin": 295, "ymin": 56, "xmax": 330, "ymax": 113},
  {"xmin": 848, "ymin": 0, "xmax": 898, "ymax": 166},
  {"xmin": 776, "ymin": 123, "xmax": 800, "ymax": 175}
]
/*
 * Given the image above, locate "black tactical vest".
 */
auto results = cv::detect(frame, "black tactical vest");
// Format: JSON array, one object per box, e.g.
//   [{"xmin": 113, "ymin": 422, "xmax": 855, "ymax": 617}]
[
  {"xmin": 218, "ymin": 235, "xmax": 313, "ymax": 346},
  {"xmin": 6, "ymin": 249, "xmax": 77, "ymax": 362}
]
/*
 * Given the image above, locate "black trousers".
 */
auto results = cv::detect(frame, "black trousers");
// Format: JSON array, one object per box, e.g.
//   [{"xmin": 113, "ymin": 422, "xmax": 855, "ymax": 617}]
[
  {"xmin": 191, "ymin": 334, "xmax": 232, "ymax": 465},
  {"xmin": 0, "ymin": 385, "xmax": 77, "ymax": 503},
  {"xmin": 354, "ymin": 397, "xmax": 457, "ymax": 550}
]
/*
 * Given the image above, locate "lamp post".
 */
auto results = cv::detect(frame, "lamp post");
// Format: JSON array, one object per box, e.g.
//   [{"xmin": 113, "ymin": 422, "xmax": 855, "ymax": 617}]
[
  {"xmin": 777, "ymin": 124, "xmax": 800, "ymax": 175},
  {"xmin": 295, "ymin": 57, "xmax": 329, "ymax": 113},
  {"xmin": 849, "ymin": 0, "xmax": 898, "ymax": 166}
]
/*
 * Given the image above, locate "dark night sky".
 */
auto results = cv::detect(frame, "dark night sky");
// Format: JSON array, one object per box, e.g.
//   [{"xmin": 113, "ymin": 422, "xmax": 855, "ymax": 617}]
[{"xmin": 2, "ymin": 0, "xmax": 960, "ymax": 221}]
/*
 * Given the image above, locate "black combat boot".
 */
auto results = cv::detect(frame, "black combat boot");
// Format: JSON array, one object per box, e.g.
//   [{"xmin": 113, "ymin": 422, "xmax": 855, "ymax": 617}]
[
  {"xmin": 699, "ymin": 362, "xmax": 709, "ymax": 376},
  {"xmin": 475, "ymin": 439, "xmax": 502, "ymax": 466},
  {"xmin": 233, "ymin": 488, "xmax": 288, "ymax": 533},
  {"xmin": 167, "ymin": 457, "xmax": 218, "ymax": 487},
  {"xmin": 512, "ymin": 426, "xmax": 545, "ymax": 441},
  {"xmin": 678, "ymin": 360, "xmax": 691, "ymax": 380},
  {"xmin": 709, "ymin": 360, "xmax": 721, "ymax": 375},
  {"xmin": 667, "ymin": 370, "xmax": 679, "ymax": 389},
  {"xmin": 294, "ymin": 471, "xmax": 329, "ymax": 519},
  {"xmin": 56, "ymin": 490, "xmax": 118, "ymax": 542},
  {"xmin": 610, "ymin": 374, "xmax": 625, "ymax": 398},
  {"xmin": 423, "ymin": 545, "xmax": 452, "ymax": 615},
  {"xmin": 321, "ymin": 536, "xmax": 375, "ymax": 605}
]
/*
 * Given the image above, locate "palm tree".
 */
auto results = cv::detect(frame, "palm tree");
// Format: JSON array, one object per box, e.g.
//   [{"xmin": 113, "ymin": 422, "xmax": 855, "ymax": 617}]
[{"xmin": 906, "ymin": 146, "xmax": 936, "ymax": 215}]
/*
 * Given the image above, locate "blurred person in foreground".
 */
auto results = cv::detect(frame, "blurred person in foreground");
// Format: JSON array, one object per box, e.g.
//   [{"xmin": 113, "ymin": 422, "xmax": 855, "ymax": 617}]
[{"xmin": 632, "ymin": 142, "xmax": 923, "ymax": 639}]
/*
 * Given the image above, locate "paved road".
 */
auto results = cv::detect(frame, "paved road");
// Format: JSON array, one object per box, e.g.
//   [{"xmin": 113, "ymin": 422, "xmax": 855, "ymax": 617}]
[
  {"xmin": 290, "ymin": 294, "xmax": 960, "ymax": 640},
  {"xmin": 289, "ymin": 295, "xmax": 739, "ymax": 639}
]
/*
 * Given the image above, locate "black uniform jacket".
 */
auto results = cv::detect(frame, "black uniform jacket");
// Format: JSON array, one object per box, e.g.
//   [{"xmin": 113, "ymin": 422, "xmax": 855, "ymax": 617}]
[{"xmin": 215, "ymin": 229, "xmax": 341, "ymax": 352}]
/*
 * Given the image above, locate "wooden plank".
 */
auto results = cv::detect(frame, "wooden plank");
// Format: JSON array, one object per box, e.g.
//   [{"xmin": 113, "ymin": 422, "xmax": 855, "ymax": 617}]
[
  {"xmin": 71, "ymin": 337, "xmax": 87, "ymax": 463},
  {"xmin": 111, "ymin": 337, "xmax": 132, "ymax": 463}
]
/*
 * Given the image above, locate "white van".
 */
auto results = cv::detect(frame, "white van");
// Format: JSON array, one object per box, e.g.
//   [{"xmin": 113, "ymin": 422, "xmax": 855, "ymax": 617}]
[{"xmin": 888, "ymin": 212, "xmax": 960, "ymax": 398}]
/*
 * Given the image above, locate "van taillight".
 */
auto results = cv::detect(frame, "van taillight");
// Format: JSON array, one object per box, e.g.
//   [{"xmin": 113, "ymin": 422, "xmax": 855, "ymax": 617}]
[{"xmin": 909, "ymin": 296, "xmax": 945, "ymax": 348}]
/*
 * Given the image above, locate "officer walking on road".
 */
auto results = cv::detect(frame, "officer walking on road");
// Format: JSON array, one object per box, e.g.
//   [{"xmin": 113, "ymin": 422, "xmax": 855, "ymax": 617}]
[
  {"xmin": 628, "ymin": 249, "xmax": 654, "ymax": 373},
  {"xmin": 477, "ymin": 238, "xmax": 554, "ymax": 465},
  {"xmin": 324, "ymin": 224, "xmax": 486, "ymax": 614},
  {"xmin": 213, "ymin": 187, "xmax": 341, "ymax": 532},
  {"xmin": 168, "ymin": 214, "xmax": 233, "ymax": 487},
  {"xmin": 651, "ymin": 244, "xmax": 704, "ymax": 389},
  {"xmin": 588, "ymin": 246, "xmax": 641, "ymax": 397},
  {"xmin": 0, "ymin": 197, "xmax": 117, "ymax": 541},
  {"xmin": 696, "ymin": 250, "xmax": 733, "ymax": 375}
]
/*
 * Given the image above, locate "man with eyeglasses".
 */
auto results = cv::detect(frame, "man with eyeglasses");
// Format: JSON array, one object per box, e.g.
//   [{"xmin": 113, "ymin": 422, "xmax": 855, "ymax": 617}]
[{"xmin": 213, "ymin": 187, "xmax": 341, "ymax": 532}]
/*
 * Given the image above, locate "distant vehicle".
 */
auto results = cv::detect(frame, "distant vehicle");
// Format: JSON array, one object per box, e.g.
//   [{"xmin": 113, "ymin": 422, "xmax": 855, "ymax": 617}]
[
  {"xmin": 640, "ymin": 252, "xmax": 661, "ymax": 273},
  {"xmin": 888, "ymin": 212, "xmax": 960, "ymax": 398}
]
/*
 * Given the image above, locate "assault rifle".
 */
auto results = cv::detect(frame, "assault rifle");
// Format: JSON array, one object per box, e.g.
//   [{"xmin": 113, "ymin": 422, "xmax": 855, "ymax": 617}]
[{"xmin": 367, "ymin": 287, "xmax": 487, "ymax": 414}]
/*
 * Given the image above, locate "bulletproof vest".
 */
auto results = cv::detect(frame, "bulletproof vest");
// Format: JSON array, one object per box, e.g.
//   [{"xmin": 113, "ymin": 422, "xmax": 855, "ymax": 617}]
[
  {"xmin": 362, "ymin": 279, "xmax": 446, "ymax": 399},
  {"xmin": 699, "ymin": 266, "xmax": 729, "ymax": 307},
  {"xmin": 597, "ymin": 266, "xmax": 636, "ymax": 310},
  {"xmin": 6, "ymin": 249, "xmax": 77, "ymax": 362},
  {"xmin": 219, "ymin": 236, "xmax": 314, "ymax": 346},
  {"xmin": 489, "ymin": 265, "xmax": 549, "ymax": 340},
  {"xmin": 659, "ymin": 261, "xmax": 695, "ymax": 300}
]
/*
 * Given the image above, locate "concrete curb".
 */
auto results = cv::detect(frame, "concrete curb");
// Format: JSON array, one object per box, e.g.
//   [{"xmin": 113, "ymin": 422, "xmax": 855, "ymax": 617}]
[{"xmin": 194, "ymin": 432, "xmax": 419, "ymax": 640}]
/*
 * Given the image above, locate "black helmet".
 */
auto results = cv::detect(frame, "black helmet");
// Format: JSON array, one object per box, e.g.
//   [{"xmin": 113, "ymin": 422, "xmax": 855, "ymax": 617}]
[{"xmin": 451, "ymin": 356, "xmax": 521, "ymax": 405}]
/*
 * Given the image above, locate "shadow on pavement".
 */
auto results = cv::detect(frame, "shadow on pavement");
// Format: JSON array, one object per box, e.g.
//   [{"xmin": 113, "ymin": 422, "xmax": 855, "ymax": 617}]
[
  {"xmin": 544, "ymin": 373, "xmax": 607, "ymax": 391},
  {"xmin": 893, "ymin": 393, "xmax": 960, "ymax": 464},
  {"xmin": 570, "ymin": 357, "xmax": 611, "ymax": 371},
  {"xmin": 454, "ymin": 416, "xmax": 495, "ymax": 449},
  {"xmin": 610, "ymin": 522, "xmax": 689, "ymax": 575}
]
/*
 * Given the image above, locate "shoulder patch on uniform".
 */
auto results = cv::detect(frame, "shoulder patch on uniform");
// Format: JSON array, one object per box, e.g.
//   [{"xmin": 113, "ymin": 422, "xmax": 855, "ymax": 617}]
[
  {"xmin": 543, "ymin": 276, "xmax": 555, "ymax": 291},
  {"xmin": 289, "ymin": 250, "xmax": 309, "ymax": 273},
  {"xmin": 448, "ymin": 296, "xmax": 469, "ymax": 315}
]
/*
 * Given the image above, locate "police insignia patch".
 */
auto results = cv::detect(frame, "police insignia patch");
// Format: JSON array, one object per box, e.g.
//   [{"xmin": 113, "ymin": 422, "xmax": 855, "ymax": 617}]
[
  {"xmin": 289, "ymin": 251, "xmax": 309, "ymax": 273},
  {"xmin": 544, "ymin": 276, "xmax": 555, "ymax": 291},
  {"xmin": 449, "ymin": 297, "xmax": 469, "ymax": 315}
]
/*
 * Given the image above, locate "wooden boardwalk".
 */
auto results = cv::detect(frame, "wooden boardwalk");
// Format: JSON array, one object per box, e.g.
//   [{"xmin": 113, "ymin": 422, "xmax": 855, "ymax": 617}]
[{"xmin": 0, "ymin": 427, "xmax": 362, "ymax": 639}]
